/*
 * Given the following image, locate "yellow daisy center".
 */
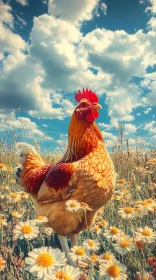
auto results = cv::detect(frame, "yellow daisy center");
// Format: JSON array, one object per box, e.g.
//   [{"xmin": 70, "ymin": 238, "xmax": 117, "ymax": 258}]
[
  {"xmin": 11, "ymin": 193, "xmax": 18, "ymax": 198},
  {"xmin": 88, "ymin": 240, "xmax": 95, "ymax": 247},
  {"xmin": 0, "ymin": 257, "xmax": 3, "ymax": 267},
  {"xmin": 36, "ymin": 253, "xmax": 53, "ymax": 267},
  {"xmin": 11, "ymin": 211, "xmax": 18, "ymax": 217},
  {"xmin": 56, "ymin": 271, "xmax": 71, "ymax": 280},
  {"xmin": 98, "ymin": 220, "xmax": 108, "ymax": 227},
  {"xmin": 76, "ymin": 248, "xmax": 85, "ymax": 256},
  {"xmin": 147, "ymin": 199, "xmax": 153, "ymax": 204},
  {"xmin": 0, "ymin": 164, "xmax": 6, "ymax": 168},
  {"xmin": 21, "ymin": 196, "xmax": 27, "ymax": 200},
  {"xmin": 107, "ymin": 264, "xmax": 120, "ymax": 277},
  {"xmin": 110, "ymin": 227, "xmax": 119, "ymax": 235},
  {"xmin": 142, "ymin": 278, "xmax": 150, "ymax": 280},
  {"xmin": 118, "ymin": 179, "xmax": 125, "ymax": 184},
  {"xmin": 103, "ymin": 253, "xmax": 112, "ymax": 260},
  {"xmin": 90, "ymin": 254, "xmax": 98, "ymax": 261},
  {"xmin": 22, "ymin": 192, "xmax": 27, "ymax": 195},
  {"xmin": 153, "ymin": 206, "xmax": 156, "ymax": 212},
  {"xmin": 0, "ymin": 218, "xmax": 4, "ymax": 223},
  {"xmin": 37, "ymin": 216, "xmax": 44, "ymax": 220},
  {"xmin": 141, "ymin": 201, "xmax": 149, "ymax": 206},
  {"xmin": 123, "ymin": 207, "xmax": 133, "ymax": 214},
  {"xmin": 120, "ymin": 240, "xmax": 131, "ymax": 248},
  {"xmin": 141, "ymin": 229, "xmax": 151, "ymax": 237},
  {"xmin": 94, "ymin": 226, "xmax": 100, "ymax": 231},
  {"xmin": 70, "ymin": 202, "xmax": 77, "ymax": 207},
  {"xmin": 21, "ymin": 225, "xmax": 32, "ymax": 234}
]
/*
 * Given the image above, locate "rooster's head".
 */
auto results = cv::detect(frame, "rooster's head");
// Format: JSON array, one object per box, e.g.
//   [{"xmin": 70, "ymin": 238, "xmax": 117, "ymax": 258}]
[{"xmin": 75, "ymin": 88, "xmax": 102, "ymax": 123}]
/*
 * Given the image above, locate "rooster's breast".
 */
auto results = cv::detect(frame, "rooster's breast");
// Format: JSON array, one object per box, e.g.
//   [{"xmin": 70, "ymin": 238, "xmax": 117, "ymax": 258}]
[{"xmin": 70, "ymin": 142, "xmax": 116, "ymax": 210}]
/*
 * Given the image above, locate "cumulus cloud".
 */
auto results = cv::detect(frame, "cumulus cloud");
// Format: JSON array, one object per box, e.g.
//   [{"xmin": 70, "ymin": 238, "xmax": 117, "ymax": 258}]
[
  {"xmin": 144, "ymin": 120, "xmax": 156, "ymax": 134},
  {"xmin": 124, "ymin": 123, "xmax": 137, "ymax": 134},
  {"xmin": 0, "ymin": 116, "xmax": 52, "ymax": 140},
  {"xmin": 48, "ymin": 0, "xmax": 100, "ymax": 24},
  {"xmin": 148, "ymin": 81, "xmax": 156, "ymax": 105},
  {"xmin": 16, "ymin": 0, "xmax": 27, "ymax": 6},
  {"xmin": 0, "ymin": 0, "xmax": 155, "ymax": 126},
  {"xmin": 101, "ymin": 131, "xmax": 118, "ymax": 148},
  {"xmin": 0, "ymin": 2, "xmax": 13, "ymax": 26},
  {"xmin": 146, "ymin": 0, "xmax": 156, "ymax": 14}
]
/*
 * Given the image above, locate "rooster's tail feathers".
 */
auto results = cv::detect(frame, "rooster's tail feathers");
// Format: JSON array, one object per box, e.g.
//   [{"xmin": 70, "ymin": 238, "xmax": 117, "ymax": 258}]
[{"xmin": 15, "ymin": 142, "xmax": 41, "ymax": 164}]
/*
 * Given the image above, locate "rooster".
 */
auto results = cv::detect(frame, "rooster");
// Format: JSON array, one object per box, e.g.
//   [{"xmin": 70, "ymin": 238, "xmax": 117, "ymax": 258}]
[{"xmin": 14, "ymin": 88, "xmax": 116, "ymax": 266}]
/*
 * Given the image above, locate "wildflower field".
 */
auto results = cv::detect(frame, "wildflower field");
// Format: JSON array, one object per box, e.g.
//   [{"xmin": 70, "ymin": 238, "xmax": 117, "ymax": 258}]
[{"xmin": 0, "ymin": 131, "xmax": 156, "ymax": 280}]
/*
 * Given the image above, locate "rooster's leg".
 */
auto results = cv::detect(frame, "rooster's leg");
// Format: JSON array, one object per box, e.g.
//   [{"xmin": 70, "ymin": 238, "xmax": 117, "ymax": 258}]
[
  {"xmin": 70, "ymin": 233, "xmax": 78, "ymax": 247},
  {"xmin": 58, "ymin": 235, "xmax": 76, "ymax": 267}
]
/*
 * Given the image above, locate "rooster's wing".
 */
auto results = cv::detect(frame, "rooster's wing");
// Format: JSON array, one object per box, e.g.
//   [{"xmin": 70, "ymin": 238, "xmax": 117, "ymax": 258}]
[{"xmin": 37, "ymin": 162, "xmax": 78, "ymax": 203}]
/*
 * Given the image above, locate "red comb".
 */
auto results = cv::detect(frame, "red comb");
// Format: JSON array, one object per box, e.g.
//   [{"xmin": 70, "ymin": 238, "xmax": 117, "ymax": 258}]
[{"xmin": 75, "ymin": 88, "xmax": 98, "ymax": 103}]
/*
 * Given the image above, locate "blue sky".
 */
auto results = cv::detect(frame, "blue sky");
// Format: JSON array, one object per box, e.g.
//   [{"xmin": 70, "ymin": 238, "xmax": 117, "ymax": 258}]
[{"xmin": 0, "ymin": 0, "xmax": 156, "ymax": 153}]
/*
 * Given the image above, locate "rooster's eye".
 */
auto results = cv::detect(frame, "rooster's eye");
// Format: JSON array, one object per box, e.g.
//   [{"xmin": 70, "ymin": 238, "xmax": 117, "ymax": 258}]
[{"xmin": 82, "ymin": 103, "xmax": 86, "ymax": 107}]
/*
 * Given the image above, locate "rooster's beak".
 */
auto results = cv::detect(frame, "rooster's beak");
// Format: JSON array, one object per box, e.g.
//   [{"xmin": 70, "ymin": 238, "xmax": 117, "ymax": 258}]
[{"xmin": 92, "ymin": 103, "xmax": 102, "ymax": 110}]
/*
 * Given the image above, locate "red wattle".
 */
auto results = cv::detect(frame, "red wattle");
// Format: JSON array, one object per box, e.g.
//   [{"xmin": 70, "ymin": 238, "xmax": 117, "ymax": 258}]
[
  {"xmin": 85, "ymin": 111, "xmax": 95, "ymax": 122},
  {"xmin": 94, "ymin": 111, "xmax": 99, "ymax": 118}
]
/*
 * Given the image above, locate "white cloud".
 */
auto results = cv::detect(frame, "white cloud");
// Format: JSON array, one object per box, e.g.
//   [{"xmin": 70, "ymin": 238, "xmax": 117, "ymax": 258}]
[
  {"xmin": 140, "ymin": 79, "xmax": 151, "ymax": 89},
  {"xmin": 101, "ymin": 131, "xmax": 118, "ymax": 148},
  {"xmin": 0, "ymin": 3, "xmax": 26, "ymax": 72},
  {"xmin": 124, "ymin": 123, "xmax": 137, "ymax": 134},
  {"xmin": 144, "ymin": 107, "xmax": 152, "ymax": 113},
  {"xmin": 48, "ymin": 0, "xmax": 100, "ymax": 24},
  {"xmin": 16, "ymin": 0, "xmax": 27, "ymax": 6},
  {"xmin": 0, "ymin": 2, "xmax": 13, "ymax": 26},
  {"xmin": 148, "ymin": 81, "xmax": 156, "ymax": 105},
  {"xmin": 144, "ymin": 71, "xmax": 156, "ymax": 80},
  {"xmin": 0, "ymin": 1, "xmax": 155, "ymax": 126},
  {"xmin": 0, "ymin": 117, "xmax": 53, "ymax": 140},
  {"xmin": 144, "ymin": 120, "xmax": 156, "ymax": 134},
  {"xmin": 146, "ymin": 0, "xmax": 156, "ymax": 14},
  {"xmin": 101, "ymin": 3, "xmax": 107, "ymax": 16},
  {"xmin": 98, "ymin": 122, "xmax": 112, "ymax": 130}
]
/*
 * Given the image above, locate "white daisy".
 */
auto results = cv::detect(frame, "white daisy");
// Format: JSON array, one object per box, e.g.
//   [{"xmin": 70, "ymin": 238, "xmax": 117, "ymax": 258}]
[
  {"xmin": 104, "ymin": 226, "xmax": 121, "ymax": 241},
  {"xmin": 83, "ymin": 239, "xmax": 100, "ymax": 251},
  {"xmin": 133, "ymin": 207, "xmax": 145, "ymax": 218},
  {"xmin": 114, "ymin": 236, "xmax": 135, "ymax": 255},
  {"xmin": 44, "ymin": 265, "xmax": 80, "ymax": 280},
  {"xmin": 70, "ymin": 246, "xmax": 87, "ymax": 262},
  {"xmin": 44, "ymin": 227, "xmax": 54, "ymax": 237},
  {"xmin": 34, "ymin": 216, "xmax": 49, "ymax": 224},
  {"xmin": 93, "ymin": 225, "xmax": 101, "ymax": 235},
  {"xmin": 65, "ymin": 200, "xmax": 81, "ymax": 213},
  {"xmin": 25, "ymin": 247, "xmax": 67, "ymax": 279},
  {"xmin": 8, "ymin": 192, "xmax": 21, "ymax": 203},
  {"xmin": 141, "ymin": 270, "xmax": 155, "ymax": 280},
  {"xmin": 100, "ymin": 259, "xmax": 127, "ymax": 279},
  {"xmin": 97, "ymin": 219, "xmax": 108, "ymax": 228},
  {"xmin": 20, "ymin": 193, "xmax": 29, "ymax": 201},
  {"xmin": 138, "ymin": 200, "xmax": 154, "ymax": 214},
  {"xmin": 0, "ymin": 218, "xmax": 7, "ymax": 227},
  {"xmin": 99, "ymin": 252, "xmax": 116, "ymax": 263},
  {"xmin": 11, "ymin": 211, "xmax": 22, "ymax": 219},
  {"xmin": 118, "ymin": 207, "xmax": 134, "ymax": 219},
  {"xmin": 134, "ymin": 226, "xmax": 156, "ymax": 243},
  {"xmin": 13, "ymin": 220, "xmax": 39, "ymax": 240}
]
